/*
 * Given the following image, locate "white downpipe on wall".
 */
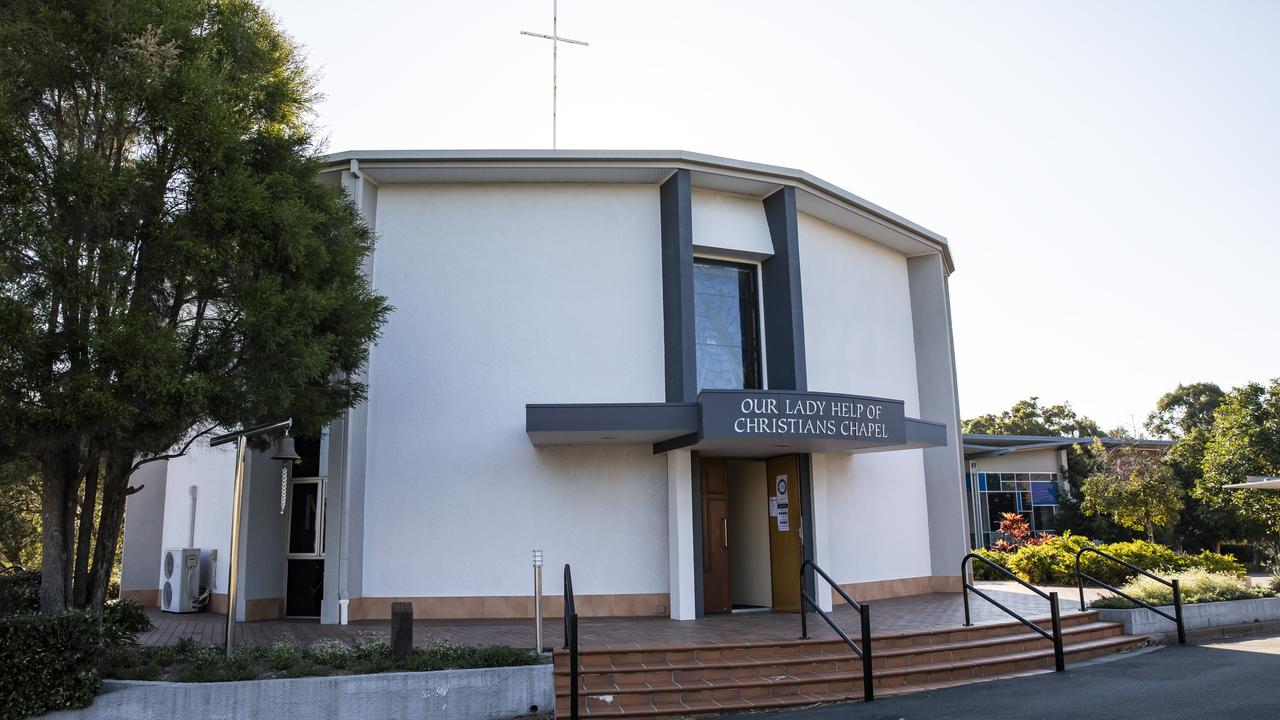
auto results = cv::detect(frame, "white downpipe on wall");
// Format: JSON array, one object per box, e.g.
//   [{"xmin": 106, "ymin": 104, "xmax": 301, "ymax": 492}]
[{"xmin": 187, "ymin": 485, "xmax": 198, "ymax": 549}]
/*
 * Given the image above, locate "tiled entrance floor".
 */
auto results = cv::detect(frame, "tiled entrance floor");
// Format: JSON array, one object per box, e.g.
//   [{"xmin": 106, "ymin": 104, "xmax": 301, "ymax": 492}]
[{"xmin": 137, "ymin": 582, "xmax": 1106, "ymax": 650}]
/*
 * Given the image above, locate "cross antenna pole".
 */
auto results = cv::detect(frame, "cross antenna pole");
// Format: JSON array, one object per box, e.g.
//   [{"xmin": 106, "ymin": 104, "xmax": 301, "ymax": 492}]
[{"xmin": 520, "ymin": 0, "xmax": 589, "ymax": 149}]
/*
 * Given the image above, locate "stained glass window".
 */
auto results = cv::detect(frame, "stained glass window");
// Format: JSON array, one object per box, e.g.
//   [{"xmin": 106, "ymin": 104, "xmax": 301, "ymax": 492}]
[{"xmin": 693, "ymin": 260, "xmax": 761, "ymax": 390}]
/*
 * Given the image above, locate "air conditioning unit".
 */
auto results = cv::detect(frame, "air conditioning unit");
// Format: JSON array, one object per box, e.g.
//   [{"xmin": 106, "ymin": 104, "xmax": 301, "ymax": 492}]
[{"xmin": 161, "ymin": 547, "xmax": 202, "ymax": 613}]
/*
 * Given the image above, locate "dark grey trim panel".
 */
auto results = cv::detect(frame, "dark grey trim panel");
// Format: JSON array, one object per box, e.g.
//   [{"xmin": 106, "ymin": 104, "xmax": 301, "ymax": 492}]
[
  {"xmin": 661, "ymin": 170, "xmax": 697, "ymax": 402},
  {"xmin": 653, "ymin": 432, "xmax": 700, "ymax": 455},
  {"xmin": 799, "ymin": 454, "xmax": 816, "ymax": 601},
  {"xmin": 762, "ymin": 187, "xmax": 807, "ymax": 392},
  {"xmin": 526, "ymin": 403, "xmax": 699, "ymax": 433},
  {"xmin": 905, "ymin": 418, "xmax": 949, "ymax": 447}
]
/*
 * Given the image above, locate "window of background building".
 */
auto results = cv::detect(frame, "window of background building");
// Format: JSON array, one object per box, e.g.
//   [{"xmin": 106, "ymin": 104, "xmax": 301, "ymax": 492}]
[
  {"xmin": 693, "ymin": 259, "xmax": 761, "ymax": 390},
  {"xmin": 966, "ymin": 471, "xmax": 1061, "ymax": 548}
]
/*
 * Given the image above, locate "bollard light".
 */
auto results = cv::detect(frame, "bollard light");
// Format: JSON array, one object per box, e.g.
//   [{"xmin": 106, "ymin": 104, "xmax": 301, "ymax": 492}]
[{"xmin": 533, "ymin": 549, "xmax": 545, "ymax": 654}]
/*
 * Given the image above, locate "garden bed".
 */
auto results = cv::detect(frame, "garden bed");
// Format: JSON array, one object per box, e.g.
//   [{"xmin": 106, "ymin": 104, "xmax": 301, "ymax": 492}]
[{"xmin": 99, "ymin": 636, "xmax": 546, "ymax": 682}]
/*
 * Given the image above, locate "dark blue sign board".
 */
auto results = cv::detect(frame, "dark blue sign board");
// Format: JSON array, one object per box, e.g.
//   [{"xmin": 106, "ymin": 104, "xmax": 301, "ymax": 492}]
[{"xmin": 698, "ymin": 390, "xmax": 907, "ymax": 447}]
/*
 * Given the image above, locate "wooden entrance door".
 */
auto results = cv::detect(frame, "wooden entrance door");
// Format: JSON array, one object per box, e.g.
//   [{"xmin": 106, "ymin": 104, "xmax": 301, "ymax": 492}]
[
  {"xmin": 766, "ymin": 455, "xmax": 803, "ymax": 612},
  {"xmin": 700, "ymin": 458, "xmax": 731, "ymax": 614}
]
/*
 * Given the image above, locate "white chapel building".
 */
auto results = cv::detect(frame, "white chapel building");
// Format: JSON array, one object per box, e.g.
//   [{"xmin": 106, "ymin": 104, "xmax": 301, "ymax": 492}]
[{"xmin": 120, "ymin": 150, "xmax": 969, "ymax": 624}]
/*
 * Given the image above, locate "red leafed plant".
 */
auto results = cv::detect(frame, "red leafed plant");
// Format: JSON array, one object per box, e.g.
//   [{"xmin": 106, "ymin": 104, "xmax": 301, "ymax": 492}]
[{"xmin": 991, "ymin": 512, "xmax": 1051, "ymax": 551}]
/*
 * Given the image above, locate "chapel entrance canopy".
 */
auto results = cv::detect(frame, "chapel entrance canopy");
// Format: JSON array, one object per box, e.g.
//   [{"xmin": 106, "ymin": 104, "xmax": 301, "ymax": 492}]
[{"xmin": 526, "ymin": 389, "xmax": 948, "ymax": 458}]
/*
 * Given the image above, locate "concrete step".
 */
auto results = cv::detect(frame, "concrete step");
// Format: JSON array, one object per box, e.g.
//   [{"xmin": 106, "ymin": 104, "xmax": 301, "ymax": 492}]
[
  {"xmin": 555, "ymin": 620, "xmax": 1125, "ymax": 694},
  {"xmin": 552, "ymin": 615, "xmax": 1146, "ymax": 718},
  {"xmin": 556, "ymin": 610, "xmax": 1101, "ymax": 672}
]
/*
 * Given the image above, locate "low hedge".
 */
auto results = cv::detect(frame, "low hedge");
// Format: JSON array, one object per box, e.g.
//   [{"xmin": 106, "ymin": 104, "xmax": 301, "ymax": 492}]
[
  {"xmin": 0, "ymin": 567, "xmax": 40, "ymax": 615},
  {"xmin": 0, "ymin": 611, "xmax": 102, "ymax": 720},
  {"xmin": 0, "ymin": 597, "xmax": 151, "ymax": 719},
  {"xmin": 978, "ymin": 534, "xmax": 1245, "ymax": 587}
]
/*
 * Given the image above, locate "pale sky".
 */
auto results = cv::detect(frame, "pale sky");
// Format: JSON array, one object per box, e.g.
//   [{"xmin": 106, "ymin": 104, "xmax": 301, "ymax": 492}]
[{"xmin": 259, "ymin": 0, "xmax": 1280, "ymax": 432}]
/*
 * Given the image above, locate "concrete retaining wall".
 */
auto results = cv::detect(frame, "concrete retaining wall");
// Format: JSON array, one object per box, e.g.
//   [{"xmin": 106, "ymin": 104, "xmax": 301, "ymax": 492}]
[
  {"xmin": 45, "ymin": 664, "xmax": 554, "ymax": 720},
  {"xmin": 1097, "ymin": 597, "xmax": 1280, "ymax": 639}
]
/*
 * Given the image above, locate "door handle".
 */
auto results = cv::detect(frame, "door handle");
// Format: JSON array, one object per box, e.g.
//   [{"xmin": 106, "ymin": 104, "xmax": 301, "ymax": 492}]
[{"xmin": 722, "ymin": 516, "xmax": 728, "ymax": 548}]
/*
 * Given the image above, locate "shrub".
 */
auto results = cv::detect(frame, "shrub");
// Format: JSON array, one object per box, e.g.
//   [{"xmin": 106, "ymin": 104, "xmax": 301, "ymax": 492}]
[
  {"xmin": 980, "ymin": 534, "xmax": 1248, "ymax": 587},
  {"xmin": 351, "ymin": 633, "xmax": 391, "ymax": 664},
  {"xmin": 1091, "ymin": 568, "xmax": 1271, "ymax": 609},
  {"xmin": 970, "ymin": 548, "xmax": 1013, "ymax": 580},
  {"xmin": 0, "ymin": 567, "xmax": 40, "ymax": 615},
  {"xmin": 0, "ymin": 611, "xmax": 102, "ymax": 720},
  {"xmin": 1005, "ymin": 532, "xmax": 1094, "ymax": 585},
  {"xmin": 263, "ymin": 637, "xmax": 306, "ymax": 671},
  {"xmin": 310, "ymin": 638, "xmax": 355, "ymax": 668},
  {"xmin": 101, "ymin": 598, "xmax": 152, "ymax": 646},
  {"xmin": 1189, "ymin": 550, "xmax": 1247, "ymax": 576},
  {"xmin": 470, "ymin": 645, "xmax": 540, "ymax": 668}
]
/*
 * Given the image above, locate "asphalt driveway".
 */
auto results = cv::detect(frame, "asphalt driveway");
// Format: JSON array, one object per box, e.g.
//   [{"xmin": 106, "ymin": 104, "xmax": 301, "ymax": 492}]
[{"xmin": 714, "ymin": 634, "xmax": 1280, "ymax": 720}]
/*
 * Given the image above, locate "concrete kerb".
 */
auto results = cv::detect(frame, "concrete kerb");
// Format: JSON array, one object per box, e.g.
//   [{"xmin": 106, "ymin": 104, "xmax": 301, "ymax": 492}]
[{"xmin": 44, "ymin": 664, "xmax": 554, "ymax": 720}]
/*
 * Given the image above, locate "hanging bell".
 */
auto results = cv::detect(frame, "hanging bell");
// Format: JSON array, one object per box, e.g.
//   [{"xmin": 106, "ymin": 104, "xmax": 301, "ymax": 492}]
[{"xmin": 271, "ymin": 434, "xmax": 302, "ymax": 463}]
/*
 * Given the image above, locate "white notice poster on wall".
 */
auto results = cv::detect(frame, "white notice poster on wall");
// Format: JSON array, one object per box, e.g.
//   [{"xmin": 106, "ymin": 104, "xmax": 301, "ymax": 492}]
[
  {"xmin": 768, "ymin": 497, "xmax": 778, "ymax": 517},
  {"xmin": 775, "ymin": 474, "xmax": 790, "ymax": 531}
]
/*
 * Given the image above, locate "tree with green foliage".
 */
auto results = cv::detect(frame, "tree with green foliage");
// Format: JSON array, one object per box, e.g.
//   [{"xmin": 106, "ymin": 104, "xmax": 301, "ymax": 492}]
[
  {"xmin": 0, "ymin": 461, "xmax": 42, "ymax": 567},
  {"xmin": 1080, "ymin": 438, "xmax": 1182, "ymax": 542},
  {"xmin": 0, "ymin": 0, "xmax": 390, "ymax": 612},
  {"xmin": 1146, "ymin": 382, "xmax": 1227, "ymax": 440},
  {"xmin": 1197, "ymin": 380, "xmax": 1280, "ymax": 565},
  {"xmin": 1142, "ymin": 382, "xmax": 1232, "ymax": 551},
  {"xmin": 962, "ymin": 396, "xmax": 1104, "ymax": 438}
]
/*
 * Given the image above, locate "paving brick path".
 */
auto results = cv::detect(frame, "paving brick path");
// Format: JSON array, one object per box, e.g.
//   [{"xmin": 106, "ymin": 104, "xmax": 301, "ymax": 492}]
[{"xmin": 137, "ymin": 582, "xmax": 1107, "ymax": 650}]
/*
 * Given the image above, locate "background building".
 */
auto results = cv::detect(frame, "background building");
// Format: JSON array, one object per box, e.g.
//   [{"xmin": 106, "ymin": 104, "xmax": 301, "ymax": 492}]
[{"xmin": 962, "ymin": 434, "xmax": 1173, "ymax": 548}]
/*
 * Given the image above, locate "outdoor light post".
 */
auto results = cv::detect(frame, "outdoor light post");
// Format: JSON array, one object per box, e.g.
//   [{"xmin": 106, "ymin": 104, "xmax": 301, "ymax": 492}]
[
  {"xmin": 209, "ymin": 419, "xmax": 300, "ymax": 658},
  {"xmin": 533, "ymin": 549, "xmax": 544, "ymax": 653}
]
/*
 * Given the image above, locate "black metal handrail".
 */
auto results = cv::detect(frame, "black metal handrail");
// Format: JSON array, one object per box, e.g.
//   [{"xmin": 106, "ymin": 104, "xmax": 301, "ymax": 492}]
[
  {"xmin": 563, "ymin": 564, "xmax": 580, "ymax": 720},
  {"xmin": 1076, "ymin": 545, "xmax": 1185, "ymax": 644},
  {"xmin": 799, "ymin": 559, "xmax": 874, "ymax": 702},
  {"xmin": 962, "ymin": 553, "xmax": 1065, "ymax": 671}
]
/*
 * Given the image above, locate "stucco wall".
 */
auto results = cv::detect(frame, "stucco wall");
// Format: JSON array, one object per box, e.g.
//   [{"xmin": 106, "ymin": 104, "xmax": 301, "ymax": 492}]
[
  {"xmin": 970, "ymin": 448, "xmax": 1065, "ymax": 474},
  {"xmin": 360, "ymin": 184, "xmax": 669, "ymax": 598},
  {"xmin": 798, "ymin": 213, "xmax": 932, "ymax": 585},
  {"xmin": 159, "ymin": 441, "xmax": 237, "ymax": 596},
  {"xmin": 691, "ymin": 188, "xmax": 773, "ymax": 258},
  {"xmin": 121, "ymin": 461, "xmax": 169, "ymax": 594}
]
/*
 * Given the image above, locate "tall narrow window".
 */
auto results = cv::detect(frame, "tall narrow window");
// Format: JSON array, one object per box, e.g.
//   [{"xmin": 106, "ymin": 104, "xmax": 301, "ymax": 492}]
[{"xmin": 693, "ymin": 259, "xmax": 761, "ymax": 390}]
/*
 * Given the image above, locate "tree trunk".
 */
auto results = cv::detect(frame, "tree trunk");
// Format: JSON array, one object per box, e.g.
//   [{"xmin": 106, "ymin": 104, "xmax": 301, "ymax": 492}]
[
  {"xmin": 72, "ymin": 452, "xmax": 101, "ymax": 607},
  {"xmin": 38, "ymin": 444, "xmax": 80, "ymax": 613},
  {"xmin": 86, "ymin": 449, "xmax": 134, "ymax": 610}
]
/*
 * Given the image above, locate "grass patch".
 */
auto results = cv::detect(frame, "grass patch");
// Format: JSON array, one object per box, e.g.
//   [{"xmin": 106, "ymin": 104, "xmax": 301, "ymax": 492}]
[{"xmin": 99, "ymin": 634, "xmax": 545, "ymax": 683}]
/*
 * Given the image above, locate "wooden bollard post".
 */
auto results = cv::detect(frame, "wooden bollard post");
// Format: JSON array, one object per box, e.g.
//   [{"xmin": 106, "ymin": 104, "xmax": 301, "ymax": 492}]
[{"xmin": 391, "ymin": 602, "xmax": 413, "ymax": 660}]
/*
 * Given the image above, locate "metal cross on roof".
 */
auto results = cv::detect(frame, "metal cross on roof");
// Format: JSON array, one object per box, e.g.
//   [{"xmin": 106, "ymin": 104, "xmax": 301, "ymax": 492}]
[{"xmin": 520, "ymin": 0, "xmax": 589, "ymax": 149}]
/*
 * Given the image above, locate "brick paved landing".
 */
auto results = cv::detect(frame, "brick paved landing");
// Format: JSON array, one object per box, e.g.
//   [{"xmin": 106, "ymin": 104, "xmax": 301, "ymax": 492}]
[{"xmin": 137, "ymin": 582, "xmax": 1101, "ymax": 651}]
